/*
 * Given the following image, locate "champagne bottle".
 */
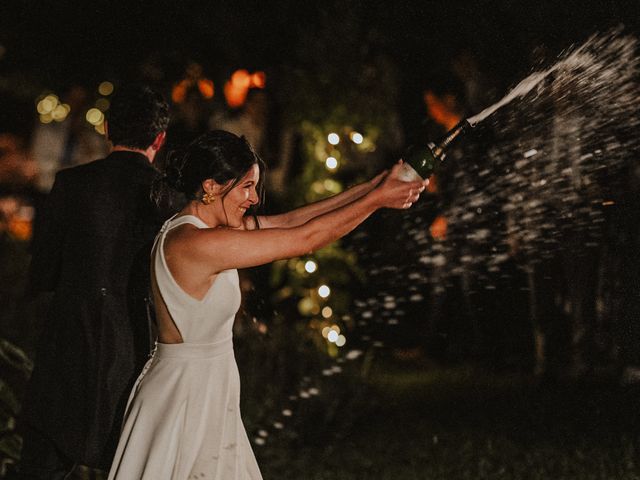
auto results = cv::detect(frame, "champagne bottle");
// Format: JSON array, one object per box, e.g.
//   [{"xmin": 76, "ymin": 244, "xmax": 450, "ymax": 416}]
[{"xmin": 397, "ymin": 119, "xmax": 472, "ymax": 181}]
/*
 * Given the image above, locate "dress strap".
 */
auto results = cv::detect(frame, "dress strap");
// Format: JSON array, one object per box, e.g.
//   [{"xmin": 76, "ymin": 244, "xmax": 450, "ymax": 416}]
[{"xmin": 162, "ymin": 214, "xmax": 210, "ymax": 233}]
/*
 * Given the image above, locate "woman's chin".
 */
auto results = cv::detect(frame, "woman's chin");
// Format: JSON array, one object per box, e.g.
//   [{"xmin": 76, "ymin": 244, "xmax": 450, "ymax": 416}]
[{"xmin": 229, "ymin": 216, "xmax": 244, "ymax": 229}]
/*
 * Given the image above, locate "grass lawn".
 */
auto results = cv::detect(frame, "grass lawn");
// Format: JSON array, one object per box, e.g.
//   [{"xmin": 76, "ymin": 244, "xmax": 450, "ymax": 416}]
[{"xmin": 257, "ymin": 358, "xmax": 640, "ymax": 479}]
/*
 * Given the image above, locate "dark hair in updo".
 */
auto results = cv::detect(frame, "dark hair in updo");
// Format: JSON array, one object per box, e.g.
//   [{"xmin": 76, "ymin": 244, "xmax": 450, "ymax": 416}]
[{"xmin": 156, "ymin": 130, "xmax": 265, "ymax": 214}]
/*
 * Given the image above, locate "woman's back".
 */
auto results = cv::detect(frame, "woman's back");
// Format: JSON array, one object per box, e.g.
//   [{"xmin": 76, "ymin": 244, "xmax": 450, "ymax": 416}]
[{"xmin": 151, "ymin": 214, "xmax": 241, "ymax": 344}]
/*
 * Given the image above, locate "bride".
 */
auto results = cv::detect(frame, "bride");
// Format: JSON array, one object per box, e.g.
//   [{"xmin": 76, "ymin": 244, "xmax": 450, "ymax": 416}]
[{"xmin": 108, "ymin": 130, "xmax": 426, "ymax": 479}]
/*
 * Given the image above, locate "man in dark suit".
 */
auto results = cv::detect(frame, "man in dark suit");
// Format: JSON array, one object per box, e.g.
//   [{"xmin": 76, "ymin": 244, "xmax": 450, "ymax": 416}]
[{"xmin": 14, "ymin": 85, "xmax": 170, "ymax": 478}]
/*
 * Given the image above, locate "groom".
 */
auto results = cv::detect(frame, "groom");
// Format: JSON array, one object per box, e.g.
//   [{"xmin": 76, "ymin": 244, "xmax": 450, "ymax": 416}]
[{"xmin": 14, "ymin": 85, "xmax": 170, "ymax": 478}]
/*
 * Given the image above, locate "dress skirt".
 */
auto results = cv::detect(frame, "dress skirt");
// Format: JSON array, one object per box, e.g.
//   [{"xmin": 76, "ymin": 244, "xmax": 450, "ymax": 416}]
[{"xmin": 108, "ymin": 337, "xmax": 262, "ymax": 480}]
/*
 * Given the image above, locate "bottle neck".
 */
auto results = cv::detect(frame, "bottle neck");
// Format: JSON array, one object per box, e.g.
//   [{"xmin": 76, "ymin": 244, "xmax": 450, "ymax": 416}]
[{"xmin": 430, "ymin": 119, "xmax": 470, "ymax": 159}]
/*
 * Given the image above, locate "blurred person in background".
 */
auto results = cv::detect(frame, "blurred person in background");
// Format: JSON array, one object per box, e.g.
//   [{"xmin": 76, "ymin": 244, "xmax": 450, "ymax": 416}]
[{"xmin": 11, "ymin": 85, "xmax": 170, "ymax": 479}]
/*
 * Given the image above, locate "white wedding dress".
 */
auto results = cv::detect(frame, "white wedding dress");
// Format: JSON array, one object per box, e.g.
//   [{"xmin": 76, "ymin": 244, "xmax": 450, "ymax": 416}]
[{"xmin": 108, "ymin": 215, "xmax": 262, "ymax": 479}]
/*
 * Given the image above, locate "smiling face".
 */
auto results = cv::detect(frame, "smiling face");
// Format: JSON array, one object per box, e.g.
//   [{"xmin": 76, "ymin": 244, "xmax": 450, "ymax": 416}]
[{"xmin": 217, "ymin": 163, "xmax": 260, "ymax": 228}]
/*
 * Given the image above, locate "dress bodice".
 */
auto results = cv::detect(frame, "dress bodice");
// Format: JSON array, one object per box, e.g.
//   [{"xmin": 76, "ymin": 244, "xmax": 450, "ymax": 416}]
[{"xmin": 151, "ymin": 215, "xmax": 241, "ymax": 344}]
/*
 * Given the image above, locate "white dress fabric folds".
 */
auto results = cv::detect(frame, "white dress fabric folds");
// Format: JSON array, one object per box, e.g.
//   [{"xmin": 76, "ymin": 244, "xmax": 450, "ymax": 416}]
[{"xmin": 108, "ymin": 215, "xmax": 262, "ymax": 480}]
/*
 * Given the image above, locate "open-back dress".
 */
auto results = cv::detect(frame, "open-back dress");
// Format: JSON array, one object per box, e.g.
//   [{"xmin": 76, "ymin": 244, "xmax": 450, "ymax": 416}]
[{"xmin": 108, "ymin": 215, "xmax": 262, "ymax": 479}]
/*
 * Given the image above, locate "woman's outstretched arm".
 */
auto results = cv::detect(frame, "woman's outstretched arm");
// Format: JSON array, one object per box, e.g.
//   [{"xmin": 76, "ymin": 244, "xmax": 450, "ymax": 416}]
[
  {"xmin": 254, "ymin": 170, "xmax": 389, "ymax": 229},
  {"xmin": 170, "ymin": 163, "xmax": 425, "ymax": 275}
]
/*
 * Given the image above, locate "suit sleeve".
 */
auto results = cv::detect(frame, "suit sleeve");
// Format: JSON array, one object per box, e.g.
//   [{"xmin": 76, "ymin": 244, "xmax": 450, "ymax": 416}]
[{"xmin": 26, "ymin": 171, "xmax": 69, "ymax": 295}]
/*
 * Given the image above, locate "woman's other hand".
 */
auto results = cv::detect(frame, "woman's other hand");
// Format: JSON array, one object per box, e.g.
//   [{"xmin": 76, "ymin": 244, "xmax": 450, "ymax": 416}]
[{"xmin": 372, "ymin": 161, "xmax": 426, "ymax": 209}]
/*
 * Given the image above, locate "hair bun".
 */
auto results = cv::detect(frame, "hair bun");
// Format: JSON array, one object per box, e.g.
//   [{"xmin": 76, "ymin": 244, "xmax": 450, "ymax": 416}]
[{"xmin": 163, "ymin": 150, "xmax": 188, "ymax": 192}]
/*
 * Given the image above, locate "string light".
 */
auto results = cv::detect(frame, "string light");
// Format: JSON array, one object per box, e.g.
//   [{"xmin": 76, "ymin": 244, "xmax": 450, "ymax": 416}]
[
  {"xmin": 350, "ymin": 132, "xmax": 364, "ymax": 144},
  {"xmin": 318, "ymin": 285, "xmax": 330, "ymax": 298},
  {"xmin": 325, "ymin": 156, "xmax": 338, "ymax": 170},
  {"xmin": 327, "ymin": 133, "xmax": 340, "ymax": 145},
  {"xmin": 304, "ymin": 260, "xmax": 317, "ymax": 273}
]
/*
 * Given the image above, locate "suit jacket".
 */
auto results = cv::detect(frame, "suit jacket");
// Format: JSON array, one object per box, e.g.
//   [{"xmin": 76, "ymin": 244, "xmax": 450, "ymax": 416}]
[{"xmin": 22, "ymin": 151, "xmax": 167, "ymax": 468}]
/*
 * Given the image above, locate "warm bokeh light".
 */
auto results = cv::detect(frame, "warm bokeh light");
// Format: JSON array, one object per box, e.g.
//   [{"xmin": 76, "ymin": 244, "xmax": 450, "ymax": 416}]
[
  {"xmin": 321, "ymin": 306, "xmax": 333, "ymax": 318},
  {"xmin": 224, "ymin": 80, "xmax": 248, "ymax": 108},
  {"xmin": 250, "ymin": 71, "xmax": 266, "ymax": 88},
  {"xmin": 424, "ymin": 90, "xmax": 462, "ymax": 131},
  {"xmin": 37, "ymin": 94, "xmax": 63, "ymax": 120},
  {"xmin": 426, "ymin": 173, "xmax": 438, "ymax": 193},
  {"xmin": 85, "ymin": 108, "xmax": 104, "ymax": 125},
  {"xmin": 172, "ymin": 79, "xmax": 189, "ymax": 104},
  {"xmin": 98, "ymin": 81, "xmax": 114, "ymax": 96},
  {"xmin": 430, "ymin": 215, "xmax": 448, "ymax": 240},
  {"xmin": 198, "ymin": 79, "xmax": 215, "ymax": 99},
  {"xmin": 223, "ymin": 70, "xmax": 266, "ymax": 108},
  {"xmin": 327, "ymin": 133, "xmax": 340, "ymax": 145},
  {"xmin": 327, "ymin": 330, "xmax": 339, "ymax": 342},
  {"xmin": 231, "ymin": 69, "xmax": 251, "ymax": 88},
  {"xmin": 335, "ymin": 334, "xmax": 346, "ymax": 347},
  {"xmin": 51, "ymin": 104, "xmax": 70, "ymax": 121},
  {"xmin": 323, "ymin": 179, "xmax": 342, "ymax": 193},
  {"xmin": 304, "ymin": 260, "xmax": 317, "ymax": 273},
  {"xmin": 298, "ymin": 297, "xmax": 318, "ymax": 315}
]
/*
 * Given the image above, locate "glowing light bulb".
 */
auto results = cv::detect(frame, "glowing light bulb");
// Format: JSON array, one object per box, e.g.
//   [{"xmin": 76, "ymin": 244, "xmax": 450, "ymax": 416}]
[
  {"xmin": 327, "ymin": 330, "xmax": 339, "ymax": 342},
  {"xmin": 327, "ymin": 133, "xmax": 340, "ymax": 145},
  {"xmin": 336, "ymin": 335, "xmax": 346, "ymax": 347},
  {"xmin": 322, "ymin": 326, "xmax": 331, "ymax": 338},
  {"xmin": 321, "ymin": 306, "xmax": 333, "ymax": 318},
  {"xmin": 304, "ymin": 260, "xmax": 317, "ymax": 273},
  {"xmin": 325, "ymin": 156, "xmax": 338, "ymax": 170},
  {"xmin": 318, "ymin": 285, "xmax": 330, "ymax": 298},
  {"xmin": 350, "ymin": 132, "xmax": 364, "ymax": 144}
]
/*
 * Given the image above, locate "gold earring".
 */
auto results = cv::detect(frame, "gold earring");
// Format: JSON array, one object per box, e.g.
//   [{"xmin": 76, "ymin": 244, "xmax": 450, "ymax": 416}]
[{"xmin": 201, "ymin": 192, "xmax": 216, "ymax": 205}]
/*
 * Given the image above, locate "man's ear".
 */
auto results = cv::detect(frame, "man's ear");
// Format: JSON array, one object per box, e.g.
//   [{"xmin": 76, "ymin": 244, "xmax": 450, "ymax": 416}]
[{"xmin": 151, "ymin": 131, "xmax": 167, "ymax": 151}]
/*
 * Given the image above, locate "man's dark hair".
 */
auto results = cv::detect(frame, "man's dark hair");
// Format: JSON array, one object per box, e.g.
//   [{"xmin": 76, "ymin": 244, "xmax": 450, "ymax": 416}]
[{"xmin": 106, "ymin": 85, "xmax": 170, "ymax": 149}]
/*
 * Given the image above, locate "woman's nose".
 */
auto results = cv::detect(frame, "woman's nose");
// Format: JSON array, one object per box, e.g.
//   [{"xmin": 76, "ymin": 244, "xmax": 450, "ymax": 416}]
[{"xmin": 249, "ymin": 188, "xmax": 259, "ymax": 204}]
